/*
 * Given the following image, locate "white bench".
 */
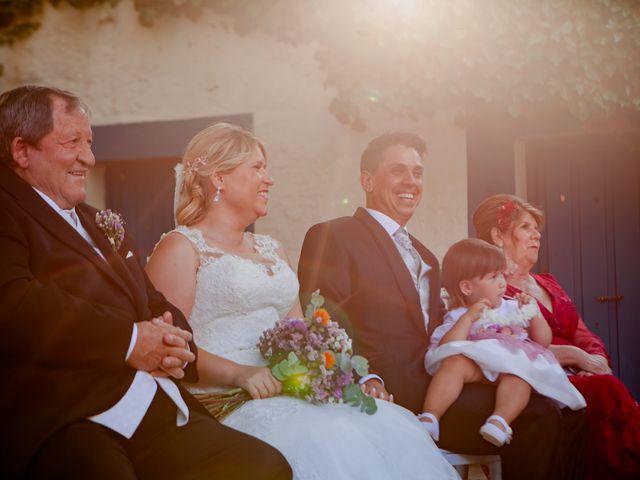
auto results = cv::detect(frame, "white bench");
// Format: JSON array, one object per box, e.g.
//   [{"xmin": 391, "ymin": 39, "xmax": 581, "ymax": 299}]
[{"xmin": 440, "ymin": 450, "xmax": 502, "ymax": 480}]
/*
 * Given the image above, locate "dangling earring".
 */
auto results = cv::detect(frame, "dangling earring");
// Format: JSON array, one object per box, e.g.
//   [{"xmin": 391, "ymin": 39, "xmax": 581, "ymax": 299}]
[{"xmin": 213, "ymin": 186, "xmax": 221, "ymax": 204}]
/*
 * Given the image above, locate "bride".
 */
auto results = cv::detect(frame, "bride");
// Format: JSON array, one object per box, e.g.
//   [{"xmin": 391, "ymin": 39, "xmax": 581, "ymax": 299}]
[{"xmin": 146, "ymin": 123, "xmax": 458, "ymax": 480}]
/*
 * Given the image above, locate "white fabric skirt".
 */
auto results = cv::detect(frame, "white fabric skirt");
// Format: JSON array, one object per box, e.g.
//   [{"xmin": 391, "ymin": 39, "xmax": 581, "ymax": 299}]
[
  {"xmin": 425, "ymin": 339, "xmax": 586, "ymax": 410},
  {"xmin": 222, "ymin": 396, "xmax": 460, "ymax": 480}
]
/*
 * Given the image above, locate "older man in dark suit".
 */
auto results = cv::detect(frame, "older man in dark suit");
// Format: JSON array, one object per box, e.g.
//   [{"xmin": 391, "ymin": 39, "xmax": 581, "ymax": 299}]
[
  {"xmin": 298, "ymin": 132, "xmax": 585, "ymax": 480},
  {"xmin": 0, "ymin": 85, "xmax": 291, "ymax": 480}
]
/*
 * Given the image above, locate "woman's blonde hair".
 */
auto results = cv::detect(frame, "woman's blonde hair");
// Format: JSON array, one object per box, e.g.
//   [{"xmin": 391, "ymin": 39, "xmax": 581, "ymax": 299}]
[
  {"xmin": 175, "ymin": 123, "xmax": 267, "ymax": 226},
  {"xmin": 472, "ymin": 194, "xmax": 544, "ymax": 244}
]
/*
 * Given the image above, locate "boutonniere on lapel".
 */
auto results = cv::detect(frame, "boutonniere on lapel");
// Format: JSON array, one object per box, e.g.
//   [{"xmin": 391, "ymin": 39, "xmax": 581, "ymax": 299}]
[{"xmin": 95, "ymin": 209, "xmax": 125, "ymax": 252}]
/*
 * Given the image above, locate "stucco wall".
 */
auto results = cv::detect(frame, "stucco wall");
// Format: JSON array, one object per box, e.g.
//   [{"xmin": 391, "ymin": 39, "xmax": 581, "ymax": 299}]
[{"xmin": 1, "ymin": 1, "xmax": 467, "ymax": 264}]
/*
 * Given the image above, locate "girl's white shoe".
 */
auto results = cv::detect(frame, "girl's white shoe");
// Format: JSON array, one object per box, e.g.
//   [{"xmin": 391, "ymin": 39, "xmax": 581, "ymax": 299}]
[
  {"xmin": 479, "ymin": 415, "xmax": 513, "ymax": 447},
  {"xmin": 417, "ymin": 412, "xmax": 440, "ymax": 442}
]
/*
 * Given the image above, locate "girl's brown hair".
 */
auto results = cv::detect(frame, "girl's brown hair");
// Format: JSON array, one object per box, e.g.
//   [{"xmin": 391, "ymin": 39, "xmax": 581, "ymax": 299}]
[{"xmin": 442, "ymin": 238, "xmax": 506, "ymax": 308}]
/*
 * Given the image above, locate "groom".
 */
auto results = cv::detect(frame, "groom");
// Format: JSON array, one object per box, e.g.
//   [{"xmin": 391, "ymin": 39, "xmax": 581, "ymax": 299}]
[
  {"xmin": 298, "ymin": 131, "xmax": 585, "ymax": 480},
  {"xmin": 0, "ymin": 85, "xmax": 291, "ymax": 479}
]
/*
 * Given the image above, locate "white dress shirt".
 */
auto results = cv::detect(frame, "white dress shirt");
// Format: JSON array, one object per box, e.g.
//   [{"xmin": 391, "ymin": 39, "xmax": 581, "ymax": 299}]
[{"xmin": 33, "ymin": 188, "xmax": 189, "ymax": 438}]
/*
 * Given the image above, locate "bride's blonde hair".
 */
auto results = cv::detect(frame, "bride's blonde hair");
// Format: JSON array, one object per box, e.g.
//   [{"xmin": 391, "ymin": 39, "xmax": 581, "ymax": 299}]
[{"xmin": 175, "ymin": 123, "xmax": 267, "ymax": 226}]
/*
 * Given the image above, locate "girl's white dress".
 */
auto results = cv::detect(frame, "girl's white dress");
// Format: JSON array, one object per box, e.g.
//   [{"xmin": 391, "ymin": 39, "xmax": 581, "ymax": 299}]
[
  {"xmin": 425, "ymin": 299, "xmax": 586, "ymax": 410},
  {"xmin": 173, "ymin": 226, "xmax": 459, "ymax": 480}
]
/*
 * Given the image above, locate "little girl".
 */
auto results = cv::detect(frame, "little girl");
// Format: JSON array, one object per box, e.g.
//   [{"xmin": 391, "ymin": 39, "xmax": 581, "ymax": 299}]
[{"xmin": 419, "ymin": 238, "xmax": 585, "ymax": 446}]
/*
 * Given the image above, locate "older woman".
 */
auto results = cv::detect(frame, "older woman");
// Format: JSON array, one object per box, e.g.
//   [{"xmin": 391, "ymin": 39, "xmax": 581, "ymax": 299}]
[{"xmin": 473, "ymin": 193, "xmax": 640, "ymax": 480}]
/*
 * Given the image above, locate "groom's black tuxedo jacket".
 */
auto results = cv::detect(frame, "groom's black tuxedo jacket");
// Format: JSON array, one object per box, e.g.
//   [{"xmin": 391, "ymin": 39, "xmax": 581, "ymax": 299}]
[
  {"xmin": 0, "ymin": 165, "xmax": 199, "ymax": 478},
  {"xmin": 298, "ymin": 207, "xmax": 442, "ymax": 413}
]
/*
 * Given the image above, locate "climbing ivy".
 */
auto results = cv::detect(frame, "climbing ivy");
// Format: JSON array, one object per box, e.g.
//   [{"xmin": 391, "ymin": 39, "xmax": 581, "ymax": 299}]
[{"xmin": 2, "ymin": 0, "xmax": 639, "ymax": 127}]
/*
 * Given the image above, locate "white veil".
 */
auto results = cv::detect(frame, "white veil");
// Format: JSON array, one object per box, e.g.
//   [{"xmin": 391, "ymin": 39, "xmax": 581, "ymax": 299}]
[{"xmin": 173, "ymin": 163, "xmax": 184, "ymax": 226}]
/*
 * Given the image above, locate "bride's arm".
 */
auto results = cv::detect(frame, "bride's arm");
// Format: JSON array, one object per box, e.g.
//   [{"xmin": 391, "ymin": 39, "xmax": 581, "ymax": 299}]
[
  {"xmin": 146, "ymin": 232, "xmax": 198, "ymax": 320},
  {"xmin": 192, "ymin": 348, "xmax": 282, "ymax": 399},
  {"xmin": 146, "ymin": 233, "xmax": 282, "ymax": 399}
]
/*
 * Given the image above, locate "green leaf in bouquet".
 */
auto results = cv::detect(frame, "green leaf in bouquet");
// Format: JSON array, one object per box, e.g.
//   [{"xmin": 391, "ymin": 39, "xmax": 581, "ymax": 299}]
[
  {"xmin": 362, "ymin": 395, "xmax": 378, "ymax": 415},
  {"xmin": 342, "ymin": 383, "xmax": 377, "ymax": 415},
  {"xmin": 350, "ymin": 355, "xmax": 370, "ymax": 377},
  {"xmin": 282, "ymin": 372, "xmax": 311, "ymax": 396},
  {"xmin": 342, "ymin": 383, "xmax": 362, "ymax": 406},
  {"xmin": 305, "ymin": 303, "xmax": 315, "ymax": 319},
  {"xmin": 271, "ymin": 352, "xmax": 309, "ymax": 381},
  {"xmin": 310, "ymin": 289, "xmax": 325, "ymax": 308},
  {"xmin": 272, "ymin": 352, "xmax": 311, "ymax": 396},
  {"xmin": 336, "ymin": 352, "xmax": 352, "ymax": 373}
]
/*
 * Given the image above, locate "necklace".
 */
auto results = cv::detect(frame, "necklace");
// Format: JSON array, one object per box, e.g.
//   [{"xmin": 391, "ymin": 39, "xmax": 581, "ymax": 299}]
[{"xmin": 509, "ymin": 274, "xmax": 542, "ymax": 298}]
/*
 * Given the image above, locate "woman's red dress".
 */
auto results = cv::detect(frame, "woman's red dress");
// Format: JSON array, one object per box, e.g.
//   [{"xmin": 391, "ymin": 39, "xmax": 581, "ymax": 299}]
[{"xmin": 506, "ymin": 273, "xmax": 640, "ymax": 479}]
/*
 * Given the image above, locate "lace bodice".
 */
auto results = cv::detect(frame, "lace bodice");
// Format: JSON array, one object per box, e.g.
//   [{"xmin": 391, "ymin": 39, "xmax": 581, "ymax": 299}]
[{"xmin": 171, "ymin": 226, "xmax": 299, "ymax": 391}]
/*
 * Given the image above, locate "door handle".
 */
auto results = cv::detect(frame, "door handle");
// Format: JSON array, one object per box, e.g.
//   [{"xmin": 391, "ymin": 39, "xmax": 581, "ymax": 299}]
[{"xmin": 597, "ymin": 294, "xmax": 624, "ymax": 303}]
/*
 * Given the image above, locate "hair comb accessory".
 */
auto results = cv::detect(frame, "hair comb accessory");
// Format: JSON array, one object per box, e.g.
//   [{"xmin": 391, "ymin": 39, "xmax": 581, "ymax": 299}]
[
  {"xmin": 496, "ymin": 200, "xmax": 518, "ymax": 230},
  {"xmin": 184, "ymin": 155, "xmax": 208, "ymax": 174}
]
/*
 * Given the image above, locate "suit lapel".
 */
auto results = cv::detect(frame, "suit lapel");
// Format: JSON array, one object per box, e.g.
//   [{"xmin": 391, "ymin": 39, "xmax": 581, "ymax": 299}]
[
  {"xmin": 353, "ymin": 208, "xmax": 423, "ymax": 319},
  {"xmin": 411, "ymin": 236, "xmax": 442, "ymax": 337},
  {"xmin": 76, "ymin": 206, "xmax": 143, "ymax": 308}
]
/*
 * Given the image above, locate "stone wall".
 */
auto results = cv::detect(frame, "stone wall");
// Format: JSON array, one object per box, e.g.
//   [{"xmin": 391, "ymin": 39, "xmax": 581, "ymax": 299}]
[{"xmin": 1, "ymin": 1, "xmax": 468, "ymax": 264}]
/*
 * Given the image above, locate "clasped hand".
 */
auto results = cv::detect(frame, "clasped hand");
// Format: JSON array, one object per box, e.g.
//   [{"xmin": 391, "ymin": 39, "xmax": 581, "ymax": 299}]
[
  {"xmin": 577, "ymin": 352, "xmax": 612, "ymax": 376},
  {"xmin": 126, "ymin": 311, "xmax": 195, "ymax": 379}
]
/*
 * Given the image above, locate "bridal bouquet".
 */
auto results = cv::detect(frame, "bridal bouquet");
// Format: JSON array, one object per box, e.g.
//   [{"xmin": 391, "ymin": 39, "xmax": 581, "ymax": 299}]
[
  {"xmin": 197, "ymin": 291, "xmax": 377, "ymax": 419},
  {"xmin": 258, "ymin": 290, "xmax": 377, "ymax": 414}
]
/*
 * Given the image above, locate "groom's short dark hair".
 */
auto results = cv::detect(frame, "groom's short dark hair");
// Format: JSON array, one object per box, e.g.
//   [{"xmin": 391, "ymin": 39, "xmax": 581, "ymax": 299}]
[{"xmin": 360, "ymin": 131, "xmax": 427, "ymax": 172}]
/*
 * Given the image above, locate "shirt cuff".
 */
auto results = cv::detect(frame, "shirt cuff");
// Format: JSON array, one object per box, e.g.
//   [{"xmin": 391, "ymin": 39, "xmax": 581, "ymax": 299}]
[
  {"xmin": 359, "ymin": 373, "xmax": 384, "ymax": 386},
  {"xmin": 126, "ymin": 324, "xmax": 138, "ymax": 361}
]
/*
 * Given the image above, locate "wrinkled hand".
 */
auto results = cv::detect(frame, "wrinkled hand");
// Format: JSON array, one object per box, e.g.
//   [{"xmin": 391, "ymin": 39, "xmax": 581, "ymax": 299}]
[
  {"xmin": 128, "ymin": 312, "xmax": 195, "ymax": 379},
  {"xmin": 361, "ymin": 379, "xmax": 394, "ymax": 402},
  {"xmin": 149, "ymin": 312, "xmax": 194, "ymax": 378},
  {"xmin": 236, "ymin": 366, "xmax": 282, "ymax": 399},
  {"xmin": 577, "ymin": 352, "xmax": 612, "ymax": 376}
]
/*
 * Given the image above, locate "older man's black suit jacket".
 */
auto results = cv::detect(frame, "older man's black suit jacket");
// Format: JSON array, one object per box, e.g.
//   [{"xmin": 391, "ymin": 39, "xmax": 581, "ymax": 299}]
[{"xmin": 0, "ymin": 165, "xmax": 198, "ymax": 478}]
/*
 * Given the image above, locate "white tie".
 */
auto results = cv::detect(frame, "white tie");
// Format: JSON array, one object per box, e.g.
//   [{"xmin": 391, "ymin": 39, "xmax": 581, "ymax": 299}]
[
  {"xmin": 62, "ymin": 208, "xmax": 106, "ymax": 261},
  {"xmin": 61, "ymin": 208, "xmax": 79, "ymax": 228}
]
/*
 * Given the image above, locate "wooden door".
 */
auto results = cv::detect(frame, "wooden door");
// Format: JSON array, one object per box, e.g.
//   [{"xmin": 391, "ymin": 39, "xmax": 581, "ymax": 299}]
[
  {"xmin": 105, "ymin": 157, "xmax": 177, "ymax": 262},
  {"xmin": 525, "ymin": 132, "xmax": 640, "ymax": 400}
]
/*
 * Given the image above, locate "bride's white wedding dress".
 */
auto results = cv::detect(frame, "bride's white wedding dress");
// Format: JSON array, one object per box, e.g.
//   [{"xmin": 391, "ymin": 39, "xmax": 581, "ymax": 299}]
[{"xmin": 174, "ymin": 226, "xmax": 458, "ymax": 480}]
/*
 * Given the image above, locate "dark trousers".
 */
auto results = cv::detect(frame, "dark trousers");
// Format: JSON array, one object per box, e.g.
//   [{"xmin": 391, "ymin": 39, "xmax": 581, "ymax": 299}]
[
  {"xmin": 438, "ymin": 383, "xmax": 586, "ymax": 480},
  {"xmin": 26, "ymin": 390, "xmax": 292, "ymax": 480}
]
